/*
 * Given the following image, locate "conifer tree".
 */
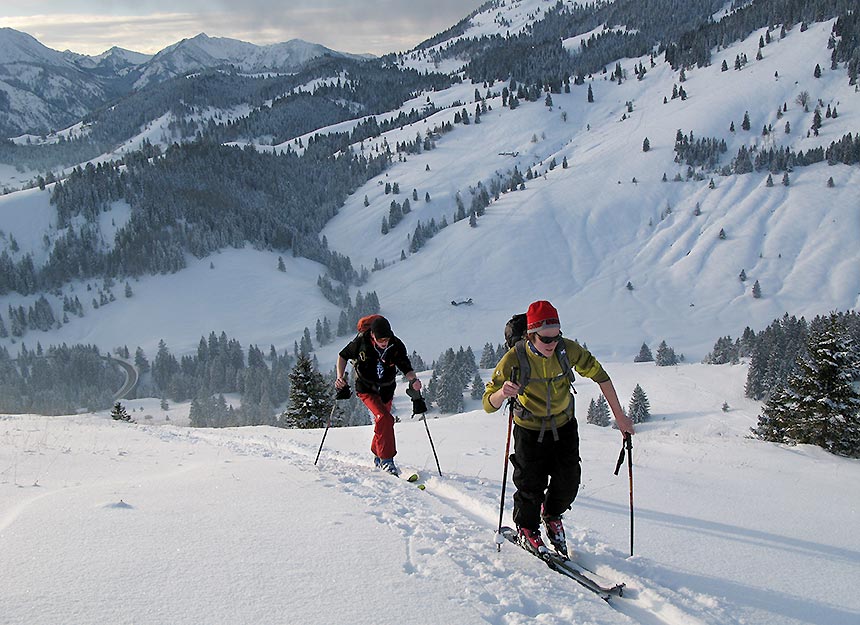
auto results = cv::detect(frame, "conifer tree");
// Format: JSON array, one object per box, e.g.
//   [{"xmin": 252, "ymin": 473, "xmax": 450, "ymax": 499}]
[
  {"xmin": 754, "ymin": 315, "xmax": 860, "ymax": 457},
  {"xmin": 111, "ymin": 402, "xmax": 132, "ymax": 422},
  {"xmin": 628, "ymin": 384, "xmax": 651, "ymax": 423},
  {"xmin": 634, "ymin": 343, "xmax": 654, "ymax": 363},
  {"xmin": 655, "ymin": 341, "xmax": 679, "ymax": 366},
  {"xmin": 480, "ymin": 343, "xmax": 497, "ymax": 368},
  {"xmin": 587, "ymin": 396, "xmax": 611, "ymax": 426},
  {"xmin": 470, "ymin": 372, "xmax": 484, "ymax": 400},
  {"xmin": 752, "ymin": 280, "xmax": 762, "ymax": 298},
  {"xmin": 280, "ymin": 355, "xmax": 333, "ymax": 429}
]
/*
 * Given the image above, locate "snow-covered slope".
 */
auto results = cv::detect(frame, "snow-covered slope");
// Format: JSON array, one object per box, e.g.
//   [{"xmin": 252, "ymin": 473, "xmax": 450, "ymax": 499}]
[
  {"xmin": 323, "ymin": 19, "xmax": 860, "ymax": 359},
  {"xmin": 1, "ymin": 19, "xmax": 858, "ymax": 364},
  {"xmin": 2, "ymin": 364, "xmax": 859, "ymax": 625}
]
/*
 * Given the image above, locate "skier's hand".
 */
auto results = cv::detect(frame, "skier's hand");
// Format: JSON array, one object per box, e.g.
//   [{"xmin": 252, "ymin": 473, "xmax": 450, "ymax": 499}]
[
  {"xmin": 409, "ymin": 377, "xmax": 422, "ymax": 392},
  {"xmin": 499, "ymin": 381, "xmax": 520, "ymax": 399},
  {"xmin": 335, "ymin": 375, "xmax": 348, "ymax": 390},
  {"xmin": 616, "ymin": 412, "xmax": 635, "ymax": 435}
]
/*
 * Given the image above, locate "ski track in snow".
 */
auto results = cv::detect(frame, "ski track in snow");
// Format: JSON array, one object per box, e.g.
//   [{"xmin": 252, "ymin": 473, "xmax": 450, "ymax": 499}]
[{"xmin": 180, "ymin": 425, "xmax": 735, "ymax": 625}]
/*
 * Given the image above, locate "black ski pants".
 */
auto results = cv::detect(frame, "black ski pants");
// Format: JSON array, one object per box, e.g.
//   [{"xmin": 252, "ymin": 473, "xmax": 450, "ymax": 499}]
[{"xmin": 510, "ymin": 418, "xmax": 581, "ymax": 531}]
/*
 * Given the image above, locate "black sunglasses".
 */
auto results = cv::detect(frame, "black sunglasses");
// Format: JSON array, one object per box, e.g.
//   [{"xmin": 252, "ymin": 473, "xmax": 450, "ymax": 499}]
[{"xmin": 535, "ymin": 332, "xmax": 562, "ymax": 344}]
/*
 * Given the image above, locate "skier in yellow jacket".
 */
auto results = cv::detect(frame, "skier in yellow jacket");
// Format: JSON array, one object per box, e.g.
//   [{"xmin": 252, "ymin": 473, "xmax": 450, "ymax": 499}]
[{"xmin": 483, "ymin": 300, "xmax": 634, "ymax": 556}]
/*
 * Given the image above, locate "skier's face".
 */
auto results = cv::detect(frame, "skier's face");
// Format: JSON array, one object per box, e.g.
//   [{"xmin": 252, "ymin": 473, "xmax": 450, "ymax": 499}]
[
  {"xmin": 371, "ymin": 334, "xmax": 390, "ymax": 348},
  {"xmin": 531, "ymin": 331, "xmax": 562, "ymax": 357}
]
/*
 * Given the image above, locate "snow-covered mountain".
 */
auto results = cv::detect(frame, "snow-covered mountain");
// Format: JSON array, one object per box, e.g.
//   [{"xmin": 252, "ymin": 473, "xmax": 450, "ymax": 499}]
[
  {"xmin": 0, "ymin": 28, "xmax": 365, "ymax": 137},
  {"xmin": 0, "ymin": 28, "xmax": 109, "ymax": 136},
  {"xmin": 132, "ymin": 33, "xmax": 366, "ymax": 89},
  {"xmin": 3, "ymin": 6, "xmax": 856, "ymax": 363},
  {"xmin": 65, "ymin": 46, "xmax": 153, "ymax": 74},
  {"xmin": 0, "ymin": 27, "xmax": 73, "ymax": 66}
]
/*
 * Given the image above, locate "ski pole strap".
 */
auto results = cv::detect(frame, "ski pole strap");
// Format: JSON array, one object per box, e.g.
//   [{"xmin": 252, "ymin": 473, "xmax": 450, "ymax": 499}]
[{"xmin": 614, "ymin": 433, "xmax": 632, "ymax": 475}]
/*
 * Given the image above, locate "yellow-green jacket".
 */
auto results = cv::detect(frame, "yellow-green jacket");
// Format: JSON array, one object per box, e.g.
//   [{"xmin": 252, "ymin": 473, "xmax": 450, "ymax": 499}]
[{"xmin": 482, "ymin": 338, "xmax": 610, "ymax": 431}]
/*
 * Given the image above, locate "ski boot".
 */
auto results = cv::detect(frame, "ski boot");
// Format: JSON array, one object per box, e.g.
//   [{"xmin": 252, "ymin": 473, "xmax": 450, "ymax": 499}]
[
  {"xmin": 517, "ymin": 527, "xmax": 549, "ymax": 556},
  {"xmin": 542, "ymin": 512, "xmax": 568, "ymax": 557},
  {"xmin": 378, "ymin": 458, "xmax": 400, "ymax": 476}
]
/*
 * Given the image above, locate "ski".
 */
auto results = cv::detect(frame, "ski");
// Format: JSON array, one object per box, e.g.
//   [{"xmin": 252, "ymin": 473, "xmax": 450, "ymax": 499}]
[
  {"xmin": 499, "ymin": 526, "xmax": 624, "ymax": 601},
  {"xmin": 406, "ymin": 473, "xmax": 425, "ymax": 490}
]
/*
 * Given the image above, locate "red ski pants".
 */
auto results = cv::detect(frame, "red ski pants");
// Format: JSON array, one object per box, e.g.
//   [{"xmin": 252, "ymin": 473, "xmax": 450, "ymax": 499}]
[{"xmin": 358, "ymin": 392, "xmax": 396, "ymax": 460}]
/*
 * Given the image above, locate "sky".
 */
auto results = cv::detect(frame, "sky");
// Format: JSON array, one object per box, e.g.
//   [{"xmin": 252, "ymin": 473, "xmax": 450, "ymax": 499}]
[{"xmin": 0, "ymin": 0, "xmax": 487, "ymax": 56}]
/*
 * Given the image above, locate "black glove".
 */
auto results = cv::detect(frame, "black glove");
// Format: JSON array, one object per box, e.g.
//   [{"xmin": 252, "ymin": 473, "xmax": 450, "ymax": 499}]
[
  {"xmin": 335, "ymin": 384, "xmax": 352, "ymax": 400},
  {"xmin": 406, "ymin": 385, "xmax": 428, "ymax": 414}
]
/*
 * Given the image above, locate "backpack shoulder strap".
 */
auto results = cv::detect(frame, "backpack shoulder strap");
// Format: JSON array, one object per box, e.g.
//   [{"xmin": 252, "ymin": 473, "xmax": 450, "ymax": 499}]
[
  {"xmin": 513, "ymin": 339, "xmax": 530, "ymax": 388},
  {"xmin": 554, "ymin": 341, "xmax": 577, "ymax": 386}
]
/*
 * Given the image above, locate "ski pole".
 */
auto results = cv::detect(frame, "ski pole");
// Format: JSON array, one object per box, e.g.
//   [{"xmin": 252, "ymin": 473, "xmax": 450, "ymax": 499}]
[
  {"xmin": 422, "ymin": 415, "xmax": 443, "ymax": 477},
  {"xmin": 407, "ymin": 384, "xmax": 441, "ymax": 476},
  {"xmin": 495, "ymin": 368, "xmax": 518, "ymax": 551},
  {"xmin": 614, "ymin": 432, "xmax": 634, "ymax": 556},
  {"xmin": 314, "ymin": 385, "xmax": 350, "ymax": 465}
]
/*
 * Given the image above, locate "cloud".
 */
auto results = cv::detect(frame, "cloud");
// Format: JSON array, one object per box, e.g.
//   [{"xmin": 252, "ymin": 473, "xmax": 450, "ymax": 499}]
[{"xmin": 1, "ymin": 0, "xmax": 484, "ymax": 56}]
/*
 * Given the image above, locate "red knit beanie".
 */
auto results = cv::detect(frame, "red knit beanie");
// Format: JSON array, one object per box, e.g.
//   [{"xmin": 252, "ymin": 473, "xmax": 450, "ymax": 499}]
[{"xmin": 526, "ymin": 300, "xmax": 561, "ymax": 332}]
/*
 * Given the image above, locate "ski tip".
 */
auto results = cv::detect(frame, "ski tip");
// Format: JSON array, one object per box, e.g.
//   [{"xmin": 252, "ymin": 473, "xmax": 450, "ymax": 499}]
[
  {"xmin": 416, "ymin": 483, "xmax": 426, "ymax": 490},
  {"xmin": 406, "ymin": 473, "xmax": 419, "ymax": 482}
]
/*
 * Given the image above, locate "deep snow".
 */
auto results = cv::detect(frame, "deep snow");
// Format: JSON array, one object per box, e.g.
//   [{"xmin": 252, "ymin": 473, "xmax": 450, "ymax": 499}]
[{"xmin": 2, "ymin": 364, "xmax": 859, "ymax": 625}]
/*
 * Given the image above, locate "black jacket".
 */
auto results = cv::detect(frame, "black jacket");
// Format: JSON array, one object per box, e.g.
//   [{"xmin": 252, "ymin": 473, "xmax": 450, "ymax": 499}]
[{"xmin": 339, "ymin": 333, "xmax": 414, "ymax": 401}]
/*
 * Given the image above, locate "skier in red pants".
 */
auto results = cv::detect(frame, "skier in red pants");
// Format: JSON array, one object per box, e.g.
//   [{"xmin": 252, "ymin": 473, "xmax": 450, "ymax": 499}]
[{"xmin": 335, "ymin": 316, "xmax": 420, "ymax": 475}]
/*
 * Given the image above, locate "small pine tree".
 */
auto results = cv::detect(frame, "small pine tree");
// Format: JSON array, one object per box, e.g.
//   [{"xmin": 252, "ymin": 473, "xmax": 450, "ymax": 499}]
[
  {"xmin": 628, "ymin": 384, "xmax": 651, "ymax": 423},
  {"xmin": 634, "ymin": 343, "xmax": 654, "ymax": 363},
  {"xmin": 470, "ymin": 372, "xmax": 484, "ymax": 400},
  {"xmin": 111, "ymin": 402, "xmax": 132, "ymax": 422},
  {"xmin": 655, "ymin": 341, "xmax": 679, "ymax": 366},
  {"xmin": 642, "ymin": 137, "xmax": 650, "ymax": 152},
  {"xmin": 280, "ymin": 355, "xmax": 333, "ymax": 429},
  {"xmin": 587, "ymin": 396, "xmax": 611, "ymax": 426},
  {"xmin": 752, "ymin": 280, "xmax": 762, "ymax": 298}
]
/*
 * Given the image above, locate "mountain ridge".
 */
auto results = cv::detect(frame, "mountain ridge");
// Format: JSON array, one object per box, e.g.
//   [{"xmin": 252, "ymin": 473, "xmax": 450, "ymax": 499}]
[{"xmin": 0, "ymin": 28, "xmax": 367, "ymax": 138}]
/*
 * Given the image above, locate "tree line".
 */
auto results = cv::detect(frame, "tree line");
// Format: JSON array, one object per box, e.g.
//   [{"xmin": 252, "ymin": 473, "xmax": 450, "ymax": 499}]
[
  {"xmin": 0, "ymin": 343, "xmax": 122, "ymax": 414},
  {"xmin": 1, "ymin": 136, "xmax": 389, "ymax": 297}
]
